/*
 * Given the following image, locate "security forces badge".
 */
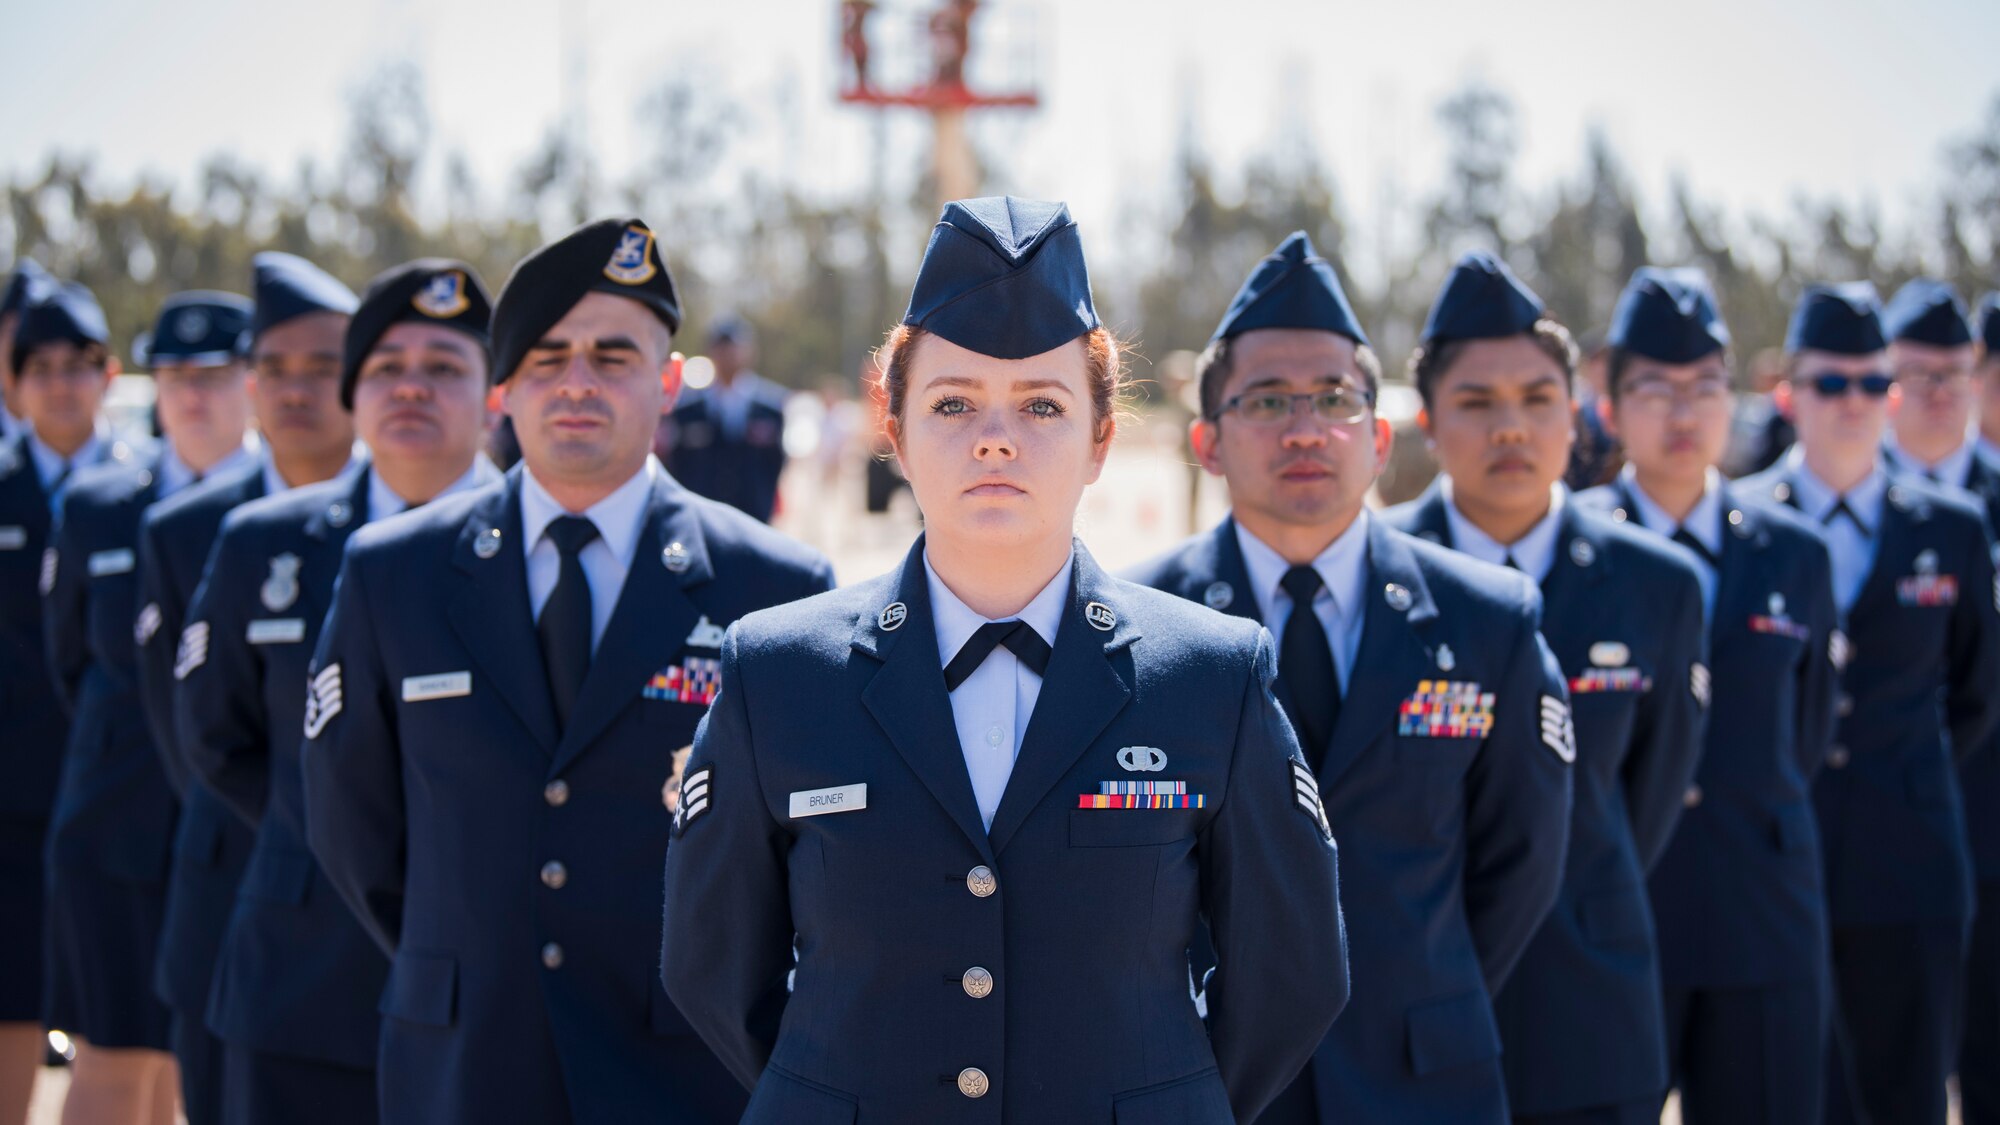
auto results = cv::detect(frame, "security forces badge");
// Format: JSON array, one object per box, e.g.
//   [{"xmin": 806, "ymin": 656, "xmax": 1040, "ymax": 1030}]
[
  {"xmin": 261, "ymin": 552, "xmax": 302, "ymax": 612},
  {"xmin": 412, "ymin": 270, "xmax": 471, "ymax": 318},
  {"xmin": 604, "ymin": 225, "xmax": 658, "ymax": 285}
]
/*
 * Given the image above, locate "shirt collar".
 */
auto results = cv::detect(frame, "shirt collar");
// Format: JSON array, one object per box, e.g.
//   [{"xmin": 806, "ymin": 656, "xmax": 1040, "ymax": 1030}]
[
  {"xmin": 1620, "ymin": 464, "xmax": 1724, "ymax": 556},
  {"xmin": 1233, "ymin": 509, "xmax": 1371, "ymax": 624},
  {"xmin": 1884, "ymin": 431, "xmax": 1976, "ymax": 489},
  {"xmin": 158, "ymin": 437, "xmax": 257, "ymax": 499},
  {"xmin": 366, "ymin": 454, "xmax": 496, "ymax": 521},
  {"xmin": 25, "ymin": 429, "xmax": 103, "ymax": 488},
  {"xmin": 262, "ymin": 440, "xmax": 364, "ymax": 496},
  {"xmin": 520, "ymin": 454, "xmax": 660, "ymax": 565},
  {"xmin": 924, "ymin": 547, "xmax": 1073, "ymax": 667},
  {"xmin": 1977, "ymin": 433, "xmax": 2000, "ymax": 467},
  {"xmin": 1441, "ymin": 477, "xmax": 1566, "ymax": 582},
  {"xmin": 1785, "ymin": 446, "xmax": 1889, "ymax": 529}
]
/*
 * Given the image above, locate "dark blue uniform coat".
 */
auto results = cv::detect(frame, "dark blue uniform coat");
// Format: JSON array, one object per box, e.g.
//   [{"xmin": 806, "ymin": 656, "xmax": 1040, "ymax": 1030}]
[
  {"xmin": 662, "ymin": 386, "xmax": 787, "ymax": 523},
  {"xmin": 1386, "ymin": 486, "xmax": 1709, "ymax": 1116},
  {"xmin": 182, "ymin": 469, "xmax": 391, "ymax": 1074},
  {"xmin": 42, "ymin": 450, "xmax": 178, "ymax": 1047},
  {"xmin": 1130, "ymin": 517, "xmax": 1572, "ymax": 1124},
  {"xmin": 135, "ymin": 463, "xmax": 266, "ymax": 1021},
  {"xmin": 303, "ymin": 465, "xmax": 834, "ymax": 1125},
  {"xmin": 0, "ymin": 434, "xmax": 126, "ymax": 1020},
  {"xmin": 662, "ymin": 539, "xmax": 1349, "ymax": 1125}
]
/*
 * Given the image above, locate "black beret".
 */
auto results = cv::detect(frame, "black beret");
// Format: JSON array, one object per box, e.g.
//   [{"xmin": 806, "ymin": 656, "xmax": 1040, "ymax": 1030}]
[
  {"xmin": 902, "ymin": 196, "xmax": 1099, "ymax": 360},
  {"xmin": 1211, "ymin": 231, "xmax": 1369, "ymax": 346},
  {"xmin": 1421, "ymin": 251, "xmax": 1545, "ymax": 343},
  {"xmin": 1882, "ymin": 278, "xmax": 1973, "ymax": 348},
  {"xmin": 491, "ymin": 217, "xmax": 681, "ymax": 384},
  {"xmin": 341, "ymin": 259, "xmax": 493, "ymax": 409},
  {"xmin": 135, "ymin": 291, "xmax": 254, "ymax": 369},
  {"xmin": 1607, "ymin": 267, "xmax": 1729, "ymax": 364},
  {"xmin": 12, "ymin": 282, "xmax": 108, "ymax": 371},
  {"xmin": 1786, "ymin": 282, "xmax": 1887, "ymax": 355},
  {"xmin": 250, "ymin": 252, "xmax": 358, "ymax": 342}
]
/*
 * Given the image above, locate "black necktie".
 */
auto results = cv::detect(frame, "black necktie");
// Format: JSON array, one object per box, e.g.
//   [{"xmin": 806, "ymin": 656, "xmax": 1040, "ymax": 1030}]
[
  {"xmin": 1672, "ymin": 527, "xmax": 1717, "ymax": 569},
  {"xmin": 944, "ymin": 620, "xmax": 1051, "ymax": 691},
  {"xmin": 1824, "ymin": 499, "xmax": 1872, "ymax": 538},
  {"xmin": 1503, "ymin": 554, "xmax": 1522, "ymax": 571},
  {"xmin": 1277, "ymin": 565, "xmax": 1340, "ymax": 769},
  {"xmin": 537, "ymin": 515, "xmax": 601, "ymax": 729}
]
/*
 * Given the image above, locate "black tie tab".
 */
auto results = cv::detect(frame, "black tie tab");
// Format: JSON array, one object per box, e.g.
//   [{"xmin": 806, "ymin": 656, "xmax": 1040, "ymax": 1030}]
[
  {"xmin": 1671, "ymin": 526, "xmax": 1717, "ymax": 569},
  {"xmin": 537, "ymin": 515, "xmax": 601, "ymax": 730},
  {"xmin": 1276, "ymin": 565, "xmax": 1341, "ymax": 770},
  {"xmin": 944, "ymin": 620, "xmax": 1052, "ymax": 692},
  {"xmin": 1824, "ymin": 499, "xmax": 1872, "ymax": 538}
]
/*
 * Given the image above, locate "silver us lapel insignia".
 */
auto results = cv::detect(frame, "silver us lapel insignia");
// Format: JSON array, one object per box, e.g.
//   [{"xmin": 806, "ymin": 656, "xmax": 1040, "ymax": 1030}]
[{"xmin": 262, "ymin": 553, "xmax": 302, "ymax": 612}]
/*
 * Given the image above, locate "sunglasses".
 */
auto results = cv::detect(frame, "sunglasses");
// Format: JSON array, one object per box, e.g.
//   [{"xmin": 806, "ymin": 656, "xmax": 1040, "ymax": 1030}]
[{"xmin": 1806, "ymin": 372, "xmax": 1894, "ymax": 399}]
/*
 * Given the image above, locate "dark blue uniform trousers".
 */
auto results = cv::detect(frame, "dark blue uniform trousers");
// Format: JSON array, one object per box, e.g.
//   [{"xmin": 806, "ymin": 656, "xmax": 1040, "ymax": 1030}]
[
  {"xmin": 1826, "ymin": 921, "xmax": 1965, "ymax": 1125},
  {"xmin": 1662, "ymin": 979, "xmax": 1826, "ymax": 1125},
  {"xmin": 1961, "ymin": 884, "xmax": 2000, "ymax": 1125}
]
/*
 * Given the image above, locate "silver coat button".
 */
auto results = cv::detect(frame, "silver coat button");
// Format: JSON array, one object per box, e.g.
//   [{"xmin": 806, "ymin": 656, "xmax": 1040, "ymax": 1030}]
[
  {"xmin": 541, "ymin": 942, "xmax": 564, "ymax": 969},
  {"xmin": 544, "ymin": 779, "xmax": 570, "ymax": 807},
  {"xmin": 1827, "ymin": 746, "xmax": 1850, "ymax": 769},
  {"xmin": 962, "ymin": 966, "xmax": 994, "ymax": 999},
  {"xmin": 966, "ymin": 866, "xmax": 996, "ymax": 898},
  {"xmin": 1836, "ymin": 694, "xmax": 1854, "ymax": 718},
  {"xmin": 1683, "ymin": 785, "xmax": 1703, "ymax": 809},
  {"xmin": 541, "ymin": 861, "xmax": 568, "ymax": 890},
  {"xmin": 957, "ymin": 1068, "xmax": 989, "ymax": 1098}
]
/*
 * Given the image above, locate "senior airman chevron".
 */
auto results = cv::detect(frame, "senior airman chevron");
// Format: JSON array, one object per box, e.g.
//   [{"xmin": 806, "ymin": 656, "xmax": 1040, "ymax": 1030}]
[
  {"xmin": 303, "ymin": 662, "xmax": 343, "ymax": 739},
  {"xmin": 1538, "ymin": 693, "xmax": 1577, "ymax": 763},
  {"xmin": 1290, "ymin": 759, "xmax": 1332, "ymax": 840},
  {"xmin": 173, "ymin": 620, "xmax": 210, "ymax": 680}
]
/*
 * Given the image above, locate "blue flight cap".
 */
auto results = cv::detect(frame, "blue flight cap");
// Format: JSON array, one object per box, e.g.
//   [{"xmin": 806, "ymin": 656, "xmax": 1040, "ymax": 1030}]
[
  {"xmin": 1420, "ymin": 251, "xmax": 1545, "ymax": 343},
  {"xmin": 1210, "ymin": 231, "xmax": 1369, "ymax": 346},
  {"xmin": 1882, "ymin": 278, "xmax": 1973, "ymax": 348},
  {"xmin": 11, "ymin": 282, "xmax": 109, "ymax": 371},
  {"xmin": 2, "ymin": 258, "xmax": 55, "ymax": 318},
  {"xmin": 1785, "ymin": 282, "xmax": 1887, "ymax": 355},
  {"xmin": 1607, "ymin": 267, "xmax": 1730, "ymax": 363},
  {"xmin": 1979, "ymin": 292, "xmax": 2000, "ymax": 355},
  {"xmin": 251, "ymin": 252, "xmax": 358, "ymax": 342},
  {"xmin": 707, "ymin": 314, "xmax": 752, "ymax": 345},
  {"xmin": 902, "ymin": 196, "xmax": 1099, "ymax": 360},
  {"xmin": 136, "ymin": 291, "xmax": 255, "ymax": 368}
]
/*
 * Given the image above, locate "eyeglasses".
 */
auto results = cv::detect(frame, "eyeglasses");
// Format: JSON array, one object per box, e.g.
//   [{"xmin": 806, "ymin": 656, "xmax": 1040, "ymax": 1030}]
[
  {"xmin": 1894, "ymin": 366, "xmax": 1971, "ymax": 393},
  {"xmin": 1621, "ymin": 379, "xmax": 1733, "ymax": 416},
  {"xmin": 1806, "ymin": 372, "xmax": 1894, "ymax": 399},
  {"xmin": 1212, "ymin": 386, "xmax": 1375, "ymax": 426}
]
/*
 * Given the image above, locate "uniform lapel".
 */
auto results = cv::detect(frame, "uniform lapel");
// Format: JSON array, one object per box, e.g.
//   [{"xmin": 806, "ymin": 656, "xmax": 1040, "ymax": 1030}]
[
  {"xmin": 1399, "ymin": 480, "xmax": 1457, "ymax": 547},
  {"xmin": 987, "ymin": 544, "xmax": 1138, "ymax": 856},
  {"xmin": 1170, "ymin": 518, "xmax": 1263, "ymax": 625},
  {"xmin": 446, "ymin": 470, "xmax": 559, "ymax": 753},
  {"xmin": 1316, "ymin": 520, "xmax": 1438, "ymax": 790},
  {"xmin": 1849, "ymin": 484, "xmax": 1916, "ymax": 620},
  {"xmin": 552, "ymin": 474, "xmax": 709, "ymax": 774},
  {"xmin": 856, "ymin": 540, "xmax": 996, "ymax": 864}
]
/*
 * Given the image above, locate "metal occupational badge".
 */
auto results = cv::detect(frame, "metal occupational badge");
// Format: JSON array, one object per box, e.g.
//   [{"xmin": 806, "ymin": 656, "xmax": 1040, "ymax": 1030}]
[{"xmin": 261, "ymin": 553, "xmax": 302, "ymax": 612}]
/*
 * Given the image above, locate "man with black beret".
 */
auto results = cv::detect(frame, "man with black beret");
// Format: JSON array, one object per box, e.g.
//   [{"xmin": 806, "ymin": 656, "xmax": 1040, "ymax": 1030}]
[
  {"xmin": 0, "ymin": 274, "xmax": 130, "ymax": 1123},
  {"xmin": 1579, "ymin": 267, "xmax": 1840, "ymax": 1124},
  {"xmin": 661, "ymin": 315, "xmax": 790, "ymax": 522},
  {"xmin": 174, "ymin": 258, "xmax": 496, "ymax": 1124},
  {"xmin": 1735, "ymin": 282, "xmax": 2000, "ymax": 1125},
  {"xmin": 134, "ymin": 253, "xmax": 359, "ymax": 1125},
  {"xmin": 302, "ymin": 219, "xmax": 834, "ymax": 1124},
  {"xmin": 43, "ymin": 285, "xmax": 271, "ymax": 1122}
]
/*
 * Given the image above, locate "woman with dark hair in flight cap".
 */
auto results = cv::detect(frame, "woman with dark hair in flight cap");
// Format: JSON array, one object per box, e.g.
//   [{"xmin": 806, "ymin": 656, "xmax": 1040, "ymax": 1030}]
[{"xmin": 660, "ymin": 196, "xmax": 1348, "ymax": 1125}]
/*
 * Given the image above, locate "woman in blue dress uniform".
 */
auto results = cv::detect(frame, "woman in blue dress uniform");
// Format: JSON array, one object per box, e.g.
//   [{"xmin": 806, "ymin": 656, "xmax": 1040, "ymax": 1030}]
[{"xmin": 660, "ymin": 196, "xmax": 1348, "ymax": 1125}]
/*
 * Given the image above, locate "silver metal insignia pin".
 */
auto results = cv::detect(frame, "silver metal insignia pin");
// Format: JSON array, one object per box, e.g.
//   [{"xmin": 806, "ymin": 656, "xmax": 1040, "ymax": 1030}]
[
  {"xmin": 1203, "ymin": 581, "xmax": 1234, "ymax": 610},
  {"xmin": 473, "ymin": 528, "xmax": 502, "ymax": 559},
  {"xmin": 326, "ymin": 500, "xmax": 352, "ymax": 528},
  {"xmin": 1569, "ymin": 538, "xmax": 1596, "ymax": 567},
  {"xmin": 260, "ymin": 553, "xmax": 302, "ymax": 612},
  {"xmin": 1384, "ymin": 583, "xmax": 1412, "ymax": 612},
  {"xmin": 1768, "ymin": 592, "xmax": 1785, "ymax": 617},
  {"xmin": 1085, "ymin": 601, "xmax": 1116, "ymax": 631},
  {"xmin": 662, "ymin": 541, "xmax": 691, "ymax": 573},
  {"xmin": 878, "ymin": 602, "xmax": 908, "ymax": 631}
]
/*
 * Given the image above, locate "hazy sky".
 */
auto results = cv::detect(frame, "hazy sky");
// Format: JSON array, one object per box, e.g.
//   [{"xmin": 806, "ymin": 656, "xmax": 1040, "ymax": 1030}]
[{"xmin": 4, "ymin": 0, "xmax": 1997, "ymax": 282}]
